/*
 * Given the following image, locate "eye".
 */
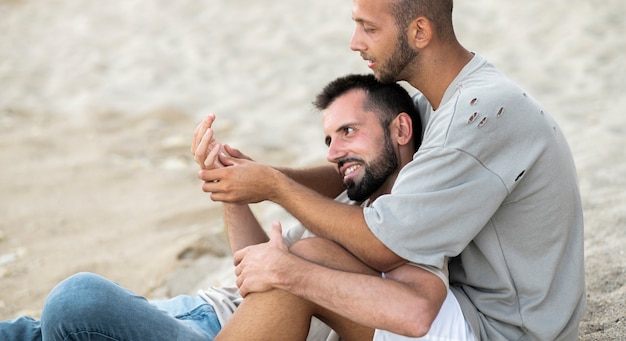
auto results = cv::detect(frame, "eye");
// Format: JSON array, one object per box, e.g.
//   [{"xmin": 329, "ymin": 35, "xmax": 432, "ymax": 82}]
[
  {"xmin": 325, "ymin": 136, "xmax": 331, "ymax": 147},
  {"xmin": 363, "ymin": 26, "xmax": 376, "ymax": 34},
  {"xmin": 343, "ymin": 127, "xmax": 355, "ymax": 135}
]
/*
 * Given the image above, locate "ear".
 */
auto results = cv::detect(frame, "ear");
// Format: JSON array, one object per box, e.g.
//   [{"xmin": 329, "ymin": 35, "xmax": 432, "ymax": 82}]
[
  {"xmin": 392, "ymin": 113, "xmax": 413, "ymax": 146},
  {"xmin": 407, "ymin": 16, "xmax": 433, "ymax": 49}
]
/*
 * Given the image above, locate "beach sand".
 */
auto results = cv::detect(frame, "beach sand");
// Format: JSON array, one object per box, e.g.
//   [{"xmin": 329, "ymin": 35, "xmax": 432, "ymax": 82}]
[{"xmin": 1, "ymin": 0, "xmax": 624, "ymax": 339}]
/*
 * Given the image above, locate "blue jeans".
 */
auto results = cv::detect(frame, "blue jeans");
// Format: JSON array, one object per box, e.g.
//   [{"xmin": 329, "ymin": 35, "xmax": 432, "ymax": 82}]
[{"xmin": 0, "ymin": 272, "xmax": 221, "ymax": 341}]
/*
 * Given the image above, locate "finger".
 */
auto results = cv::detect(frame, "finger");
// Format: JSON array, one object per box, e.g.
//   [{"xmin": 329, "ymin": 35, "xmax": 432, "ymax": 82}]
[
  {"xmin": 204, "ymin": 142, "xmax": 222, "ymax": 169},
  {"xmin": 269, "ymin": 221, "xmax": 283, "ymax": 240},
  {"xmin": 202, "ymin": 183, "xmax": 226, "ymax": 197},
  {"xmin": 209, "ymin": 192, "xmax": 236, "ymax": 203},
  {"xmin": 191, "ymin": 124, "xmax": 203, "ymax": 155},
  {"xmin": 223, "ymin": 144, "xmax": 242, "ymax": 159},
  {"xmin": 194, "ymin": 128, "xmax": 214, "ymax": 168},
  {"xmin": 191, "ymin": 114, "xmax": 215, "ymax": 154},
  {"xmin": 238, "ymin": 280, "xmax": 249, "ymax": 297},
  {"xmin": 218, "ymin": 151, "xmax": 237, "ymax": 167},
  {"xmin": 233, "ymin": 247, "xmax": 245, "ymax": 267},
  {"xmin": 235, "ymin": 273, "xmax": 243, "ymax": 290},
  {"xmin": 198, "ymin": 168, "xmax": 223, "ymax": 184},
  {"xmin": 269, "ymin": 221, "xmax": 289, "ymax": 252},
  {"xmin": 224, "ymin": 144, "xmax": 252, "ymax": 161}
]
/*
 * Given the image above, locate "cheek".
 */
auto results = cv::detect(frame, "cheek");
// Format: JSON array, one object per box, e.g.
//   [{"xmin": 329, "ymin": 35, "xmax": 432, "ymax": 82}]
[
  {"xmin": 359, "ymin": 134, "xmax": 382, "ymax": 157},
  {"xmin": 371, "ymin": 35, "xmax": 392, "ymax": 55}
]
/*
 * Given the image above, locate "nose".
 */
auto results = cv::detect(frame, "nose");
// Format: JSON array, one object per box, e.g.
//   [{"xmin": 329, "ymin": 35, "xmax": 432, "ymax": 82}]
[
  {"xmin": 349, "ymin": 27, "xmax": 364, "ymax": 52},
  {"xmin": 326, "ymin": 139, "xmax": 347, "ymax": 164}
]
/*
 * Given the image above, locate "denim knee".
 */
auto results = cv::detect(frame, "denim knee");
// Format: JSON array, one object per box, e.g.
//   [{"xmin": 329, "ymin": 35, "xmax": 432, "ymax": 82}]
[
  {"xmin": 41, "ymin": 272, "xmax": 114, "ymax": 325},
  {"xmin": 39, "ymin": 272, "xmax": 218, "ymax": 341}
]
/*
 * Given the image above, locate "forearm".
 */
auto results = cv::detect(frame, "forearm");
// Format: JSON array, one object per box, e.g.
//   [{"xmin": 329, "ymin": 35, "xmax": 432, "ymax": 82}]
[
  {"xmin": 277, "ymin": 164, "xmax": 344, "ymax": 199},
  {"xmin": 200, "ymin": 159, "xmax": 402, "ymax": 270},
  {"xmin": 269, "ymin": 173, "xmax": 402, "ymax": 271},
  {"xmin": 277, "ymin": 256, "xmax": 443, "ymax": 337},
  {"xmin": 223, "ymin": 204, "xmax": 268, "ymax": 253}
]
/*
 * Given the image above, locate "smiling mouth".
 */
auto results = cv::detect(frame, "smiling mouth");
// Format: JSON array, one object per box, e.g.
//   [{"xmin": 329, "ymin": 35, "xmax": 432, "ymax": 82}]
[{"xmin": 344, "ymin": 164, "xmax": 361, "ymax": 178}]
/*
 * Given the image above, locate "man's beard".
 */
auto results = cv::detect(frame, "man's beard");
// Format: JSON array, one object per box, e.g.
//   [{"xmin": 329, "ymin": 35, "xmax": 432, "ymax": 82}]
[
  {"xmin": 375, "ymin": 32, "xmax": 419, "ymax": 84},
  {"xmin": 344, "ymin": 133, "xmax": 398, "ymax": 202}
]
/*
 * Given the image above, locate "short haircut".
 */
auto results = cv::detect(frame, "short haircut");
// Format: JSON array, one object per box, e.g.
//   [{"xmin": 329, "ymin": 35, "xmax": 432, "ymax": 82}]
[
  {"xmin": 389, "ymin": 0, "xmax": 455, "ymax": 43},
  {"xmin": 313, "ymin": 74, "xmax": 422, "ymax": 152}
]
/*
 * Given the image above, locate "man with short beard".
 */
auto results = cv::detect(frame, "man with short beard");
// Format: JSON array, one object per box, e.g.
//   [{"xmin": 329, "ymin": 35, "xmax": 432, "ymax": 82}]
[
  {"xmin": 204, "ymin": 74, "xmax": 470, "ymax": 341},
  {"xmin": 0, "ymin": 74, "xmax": 434, "ymax": 341},
  {"xmin": 200, "ymin": 73, "xmax": 463, "ymax": 340}
]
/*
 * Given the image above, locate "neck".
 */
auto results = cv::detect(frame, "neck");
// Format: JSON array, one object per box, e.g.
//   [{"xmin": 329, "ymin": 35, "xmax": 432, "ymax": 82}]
[
  {"xmin": 367, "ymin": 147, "xmax": 414, "ymax": 203},
  {"xmin": 406, "ymin": 43, "xmax": 473, "ymax": 110},
  {"xmin": 368, "ymin": 173, "xmax": 399, "ymax": 204}
]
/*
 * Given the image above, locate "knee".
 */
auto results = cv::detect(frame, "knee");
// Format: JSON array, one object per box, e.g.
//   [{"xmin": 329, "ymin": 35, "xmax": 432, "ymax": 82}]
[{"xmin": 41, "ymin": 272, "xmax": 112, "ymax": 321}]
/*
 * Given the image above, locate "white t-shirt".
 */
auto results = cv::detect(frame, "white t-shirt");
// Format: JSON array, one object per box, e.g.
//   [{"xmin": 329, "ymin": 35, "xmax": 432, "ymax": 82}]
[{"xmin": 199, "ymin": 191, "xmax": 449, "ymax": 340}]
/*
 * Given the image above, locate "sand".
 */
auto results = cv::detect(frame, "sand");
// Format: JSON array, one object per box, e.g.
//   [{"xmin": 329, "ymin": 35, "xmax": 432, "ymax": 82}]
[{"xmin": 0, "ymin": 0, "xmax": 624, "ymax": 339}]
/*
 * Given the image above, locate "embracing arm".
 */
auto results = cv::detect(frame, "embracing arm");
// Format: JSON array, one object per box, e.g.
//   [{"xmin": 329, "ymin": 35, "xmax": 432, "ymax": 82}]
[
  {"xmin": 272, "ymin": 175, "xmax": 402, "ymax": 271},
  {"xmin": 200, "ymin": 158, "xmax": 403, "ymax": 271},
  {"xmin": 234, "ymin": 224, "xmax": 446, "ymax": 338},
  {"xmin": 284, "ymin": 262, "xmax": 445, "ymax": 337},
  {"xmin": 277, "ymin": 165, "xmax": 344, "ymax": 199}
]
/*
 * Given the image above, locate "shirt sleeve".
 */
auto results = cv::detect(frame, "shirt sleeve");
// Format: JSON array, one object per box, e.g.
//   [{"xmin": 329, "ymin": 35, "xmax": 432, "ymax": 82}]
[
  {"xmin": 410, "ymin": 260, "xmax": 450, "ymax": 290},
  {"xmin": 364, "ymin": 146, "xmax": 508, "ymax": 268}
]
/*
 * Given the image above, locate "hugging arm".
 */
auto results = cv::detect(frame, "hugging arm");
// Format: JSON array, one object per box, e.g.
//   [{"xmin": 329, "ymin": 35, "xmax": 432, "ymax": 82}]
[
  {"xmin": 232, "ymin": 225, "xmax": 446, "ymax": 338},
  {"xmin": 277, "ymin": 165, "xmax": 345, "ymax": 199},
  {"xmin": 201, "ymin": 159, "xmax": 404, "ymax": 272},
  {"xmin": 193, "ymin": 115, "xmax": 402, "ymax": 271}
]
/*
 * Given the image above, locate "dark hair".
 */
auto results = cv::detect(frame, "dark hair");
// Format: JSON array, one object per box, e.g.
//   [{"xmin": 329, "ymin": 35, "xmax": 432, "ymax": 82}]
[
  {"xmin": 313, "ymin": 74, "xmax": 422, "ymax": 152},
  {"xmin": 389, "ymin": 0, "xmax": 455, "ymax": 43}
]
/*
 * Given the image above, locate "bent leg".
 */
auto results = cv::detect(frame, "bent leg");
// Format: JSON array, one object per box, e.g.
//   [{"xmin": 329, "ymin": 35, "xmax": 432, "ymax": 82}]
[
  {"xmin": 215, "ymin": 289, "xmax": 312, "ymax": 341},
  {"xmin": 40, "ymin": 272, "xmax": 218, "ymax": 341},
  {"xmin": 216, "ymin": 238, "xmax": 377, "ymax": 341}
]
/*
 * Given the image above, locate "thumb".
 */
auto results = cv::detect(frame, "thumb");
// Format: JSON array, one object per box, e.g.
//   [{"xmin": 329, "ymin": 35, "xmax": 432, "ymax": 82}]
[
  {"xmin": 218, "ymin": 151, "xmax": 237, "ymax": 166},
  {"xmin": 269, "ymin": 221, "xmax": 288, "ymax": 251},
  {"xmin": 224, "ymin": 144, "xmax": 253, "ymax": 161},
  {"xmin": 269, "ymin": 221, "xmax": 283, "ymax": 240}
]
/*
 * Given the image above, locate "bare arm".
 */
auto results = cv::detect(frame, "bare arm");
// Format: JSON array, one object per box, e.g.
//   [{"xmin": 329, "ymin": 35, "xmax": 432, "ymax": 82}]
[
  {"xmin": 234, "ymin": 224, "xmax": 446, "ymax": 338},
  {"xmin": 193, "ymin": 115, "xmax": 399, "ymax": 270},
  {"xmin": 277, "ymin": 165, "xmax": 344, "ymax": 199},
  {"xmin": 222, "ymin": 204, "xmax": 268, "ymax": 253},
  {"xmin": 193, "ymin": 114, "xmax": 342, "ymax": 197},
  {"xmin": 200, "ymin": 157, "xmax": 403, "ymax": 271},
  {"xmin": 285, "ymin": 264, "xmax": 444, "ymax": 337},
  {"xmin": 191, "ymin": 115, "xmax": 268, "ymax": 253}
]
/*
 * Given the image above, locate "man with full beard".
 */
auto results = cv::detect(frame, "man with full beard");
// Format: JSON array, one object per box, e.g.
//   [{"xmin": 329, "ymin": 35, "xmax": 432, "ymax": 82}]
[
  {"xmin": 198, "ymin": 73, "xmax": 468, "ymax": 341},
  {"xmin": 0, "ymin": 74, "xmax": 435, "ymax": 341},
  {"xmin": 199, "ymin": 0, "xmax": 585, "ymax": 340}
]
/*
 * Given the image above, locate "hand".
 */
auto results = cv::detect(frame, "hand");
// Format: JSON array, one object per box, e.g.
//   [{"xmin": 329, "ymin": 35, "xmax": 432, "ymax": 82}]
[
  {"xmin": 192, "ymin": 114, "xmax": 255, "ymax": 170},
  {"xmin": 192, "ymin": 114, "xmax": 224, "ymax": 170},
  {"xmin": 233, "ymin": 222, "xmax": 290, "ymax": 297},
  {"xmin": 198, "ymin": 154, "xmax": 281, "ymax": 204}
]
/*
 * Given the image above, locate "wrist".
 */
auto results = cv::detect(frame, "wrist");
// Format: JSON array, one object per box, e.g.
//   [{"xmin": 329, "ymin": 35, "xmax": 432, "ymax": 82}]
[
  {"xmin": 265, "ymin": 167, "xmax": 292, "ymax": 203},
  {"xmin": 273, "ymin": 252, "xmax": 303, "ymax": 292}
]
